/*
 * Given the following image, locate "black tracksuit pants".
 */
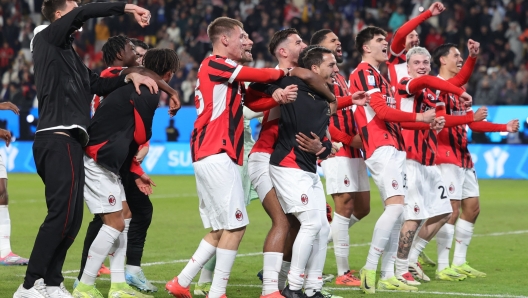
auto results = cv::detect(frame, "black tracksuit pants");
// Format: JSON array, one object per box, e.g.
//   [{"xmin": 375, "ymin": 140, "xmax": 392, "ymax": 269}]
[{"xmin": 24, "ymin": 132, "xmax": 85, "ymax": 288}]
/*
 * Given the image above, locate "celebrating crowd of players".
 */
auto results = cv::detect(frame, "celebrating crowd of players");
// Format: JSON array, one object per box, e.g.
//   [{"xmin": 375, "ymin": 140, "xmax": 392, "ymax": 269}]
[{"xmin": 2, "ymin": 0, "xmax": 520, "ymax": 298}]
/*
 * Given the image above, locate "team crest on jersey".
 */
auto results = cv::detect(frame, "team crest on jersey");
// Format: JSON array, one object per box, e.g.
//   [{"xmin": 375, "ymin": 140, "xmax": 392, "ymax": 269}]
[
  {"xmin": 301, "ymin": 194, "xmax": 309, "ymax": 205},
  {"xmin": 235, "ymin": 209, "xmax": 243, "ymax": 221},
  {"xmin": 344, "ymin": 175, "xmax": 350, "ymax": 187},
  {"xmin": 108, "ymin": 195, "xmax": 116, "ymax": 206},
  {"xmin": 392, "ymin": 180, "xmax": 399, "ymax": 190},
  {"xmin": 367, "ymin": 75, "xmax": 376, "ymax": 86},
  {"xmin": 449, "ymin": 183, "xmax": 455, "ymax": 194},
  {"xmin": 414, "ymin": 204, "xmax": 420, "ymax": 215}
]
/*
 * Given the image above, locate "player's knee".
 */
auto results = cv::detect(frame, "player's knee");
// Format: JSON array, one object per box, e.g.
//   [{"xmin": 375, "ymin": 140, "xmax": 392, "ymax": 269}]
[
  {"xmin": 354, "ymin": 204, "xmax": 370, "ymax": 220},
  {"xmin": 0, "ymin": 188, "xmax": 7, "ymax": 205},
  {"xmin": 450, "ymin": 206, "xmax": 460, "ymax": 220},
  {"xmin": 108, "ymin": 220, "xmax": 125, "ymax": 232}
]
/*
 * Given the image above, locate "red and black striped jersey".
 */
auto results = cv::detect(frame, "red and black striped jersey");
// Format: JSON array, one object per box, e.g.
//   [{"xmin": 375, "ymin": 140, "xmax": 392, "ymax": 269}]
[
  {"xmin": 329, "ymin": 73, "xmax": 362, "ymax": 159},
  {"xmin": 191, "ymin": 55, "xmax": 284, "ymax": 165},
  {"xmin": 436, "ymin": 88, "xmax": 474, "ymax": 168},
  {"xmin": 349, "ymin": 62, "xmax": 414, "ymax": 159},
  {"xmin": 250, "ymin": 107, "xmax": 280, "ymax": 155},
  {"xmin": 396, "ymin": 77, "xmax": 438, "ymax": 166},
  {"xmin": 387, "ymin": 51, "xmax": 408, "ymax": 86},
  {"xmin": 91, "ymin": 66, "xmax": 124, "ymax": 115}
]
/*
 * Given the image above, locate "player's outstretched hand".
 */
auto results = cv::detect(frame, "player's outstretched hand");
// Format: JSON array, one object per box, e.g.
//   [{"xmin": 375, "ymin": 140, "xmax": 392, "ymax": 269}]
[
  {"xmin": 352, "ymin": 91, "xmax": 370, "ymax": 106},
  {"xmin": 421, "ymin": 109, "xmax": 436, "ymax": 123},
  {"xmin": 135, "ymin": 173, "xmax": 156, "ymax": 195},
  {"xmin": 126, "ymin": 73, "xmax": 158, "ymax": 95},
  {"xmin": 459, "ymin": 92, "xmax": 472, "ymax": 106},
  {"xmin": 125, "ymin": 4, "xmax": 151, "ymax": 27},
  {"xmin": 0, "ymin": 129, "xmax": 12, "ymax": 147},
  {"xmin": 168, "ymin": 93, "xmax": 181, "ymax": 117},
  {"xmin": 296, "ymin": 132, "xmax": 323, "ymax": 154},
  {"xmin": 0, "ymin": 102, "xmax": 19, "ymax": 115},
  {"xmin": 428, "ymin": 2, "xmax": 445, "ymax": 15},
  {"xmin": 431, "ymin": 116, "xmax": 446, "ymax": 131},
  {"xmin": 507, "ymin": 119, "xmax": 520, "ymax": 132},
  {"xmin": 468, "ymin": 39, "xmax": 480, "ymax": 57},
  {"xmin": 474, "ymin": 106, "xmax": 488, "ymax": 121}
]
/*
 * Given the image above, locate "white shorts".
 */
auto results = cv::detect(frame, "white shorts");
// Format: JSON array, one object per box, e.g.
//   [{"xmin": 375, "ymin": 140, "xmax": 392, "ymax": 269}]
[
  {"xmin": 83, "ymin": 155, "xmax": 125, "ymax": 214},
  {"xmin": 365, "ymin": 146, "xmax": 407, "ymax": 201},
  {"xmin": 193, "ymin": 153, "xmax": 249, "ymax": 230},
  {"xmin": 270, "ymin": 165, "xmax": 326, "ymax": 214},
  {"xmin": 248, "ymin": 152, "xmax": 273, "ymax": 202},
  {"xmin": 321, "ymin": 156, "xmax": 370, "ymax": 194},
  {"xmin": 404, "ymin": 160, "xmax": 452, "ymax": 220},
  {"xmin": 438, "ymin": 164, "xmax": 480, "ymax": 200},
  {"xmin": 0, "ymin": 154, "xmax": 6, "ymax": 179}
]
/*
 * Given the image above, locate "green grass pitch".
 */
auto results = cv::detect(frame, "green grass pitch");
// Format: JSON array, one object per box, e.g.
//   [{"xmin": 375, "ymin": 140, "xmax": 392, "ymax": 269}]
[{"xmin": 1, "ymin": 174, "xmax": 527, "ymax": 297}]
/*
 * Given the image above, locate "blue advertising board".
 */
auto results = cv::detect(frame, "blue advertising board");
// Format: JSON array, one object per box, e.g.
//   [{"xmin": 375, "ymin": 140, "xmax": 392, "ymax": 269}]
[{"xmin": 2, "ymin": 141, "xmax": 528, "ymax": 179}]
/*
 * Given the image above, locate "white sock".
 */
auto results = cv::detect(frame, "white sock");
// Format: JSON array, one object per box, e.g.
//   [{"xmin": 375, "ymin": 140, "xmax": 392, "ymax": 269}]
[
  {"xmin": 380, "ymin": 214, "xmax": 402, "ymax": 279},
  {"xmin": 349, "ymin": 213, "xmax": 359, "ymax": 228},
  {"xmin": 409, "ymin": 236, "xmax": 429, "ymax": 264},
  {"xmin": 209, "ymin": 248, "xmax": 237, "ymax": 298},
  {"xmin": 278, "ymin": 261, "xmax": 290, "ymax": 291},
  {"xmin": 125, "ymin": 264, "xmax": 142, "ymax": 274},
  {"xmin": 305, "ymin": 210, "xmax": 330, "ymax": 295},
  {"xmin": 436, "ymin": 223, "xmax": 454, "ymax": 271},
  {"xmin": 178, "ymin": 239, "xmax": 217, "ymax": 287},
  {"xmin": 288, "ymin": 210, "xmax": 321, "ymax": 291},
  {"xmin": 109, "ymin": 219, "xmax": 129, "ymax": 283},
  {"xmin": 453, "ymin": 219, "xmax": 474, "ymax": 266},
  {"xmin": 198, "ymin": 267, "xmax": 213, "ymax": 284},
  {"xmin": 332, "ymin": 212, "xmax": 350, "ymax": 276},
  {"xmin": 0, "ymin": 205, "xmax": 11, "ymax": 258},
  {"xmin": 80, "ymin": 225, "xmax": 121, "ymax": 286},
  {"xmin": 262, "ymin": 252, "xmax": 283, "ymax": 296},
  {"xmin": 365, "ymin": 204, "xmax": 404, "ymax": 271}
]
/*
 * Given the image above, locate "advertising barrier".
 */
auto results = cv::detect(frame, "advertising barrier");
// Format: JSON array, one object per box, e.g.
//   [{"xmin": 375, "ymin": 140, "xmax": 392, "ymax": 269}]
[{"xmin": 2, "ymin": 142, "xmax": 528, "ymax": 179}]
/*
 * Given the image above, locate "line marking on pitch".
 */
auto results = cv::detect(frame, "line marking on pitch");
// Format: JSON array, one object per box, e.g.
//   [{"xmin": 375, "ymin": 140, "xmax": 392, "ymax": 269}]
[
  {"xmin": 61, "ymin": 229, "xmax": 528, "ymax": 274},
  {"xmin": 59, "ymin": 276, "xmax": 528, "ymax": 298}
]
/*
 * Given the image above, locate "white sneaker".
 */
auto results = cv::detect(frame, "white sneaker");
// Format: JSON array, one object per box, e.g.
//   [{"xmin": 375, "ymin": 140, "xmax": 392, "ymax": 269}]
[
  {"xmin": 13, "ymin": 278, "xmax": 51, "ymax": 298},
  {"xmin": 409, "ymin": 262, "xmax": 431, "ymax": 282},
  {"xmin": 396, "ymin": 271, "xmax": 421, "ymax": 286},
  {"xmin": 47, "ymin": 283, "xmax": 73, "ymax": 298}
]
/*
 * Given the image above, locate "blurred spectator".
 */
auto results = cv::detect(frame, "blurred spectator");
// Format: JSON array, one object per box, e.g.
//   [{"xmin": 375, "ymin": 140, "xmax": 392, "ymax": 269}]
[
  {"xmin": 475, "ymin": 75, "xmax": 499, "ymax": 106},
  {"xmin": 388, "ymin": 7, "xmax": 406, "ymax": 32},
  {"xmin": 497, "ymin": 80, "xmax": 524, "ymax": 105},
  {"xmin": 167, "ymin": 22, "xmax": 181, "ymax": 45},
  {"xmin": 180, "ymin": 69, "xmax": 197, "ymax": 106},
  {"xmin": 0, "ymin": 42, "xmax": 14, "ymax": 73},
  {"xmin": 94, "ymin": 19, "xmax": 110, "ymax": 53},
  {"xmin": 425, "ymin": 27, "xmax": 444, "ymax": 52}
]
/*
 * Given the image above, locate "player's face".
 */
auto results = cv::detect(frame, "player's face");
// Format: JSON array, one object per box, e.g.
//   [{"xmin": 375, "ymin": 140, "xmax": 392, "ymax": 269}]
[
  {"xmin": 443, "ymin": 47, "xmax": 463, "ymax": 74},
  {"xmin": 407, "ymin": 53, "xmax": 431, "ymax": 78},
  {"xmin": 365, "ymin": 34, "xmax": 388, "ymax": 63},
  {"xmin": 405, "ymin": 30, "xmax": 420, "ymax": 50},
  {"xmin": 318, "ymin": 32, "xmax": 343, "ymax": 63},
  {"xmin": 283, "ymin": 34, "xmax": 307, "ymax": 64},
  {"xmin": 314, "ymin": 53, "xmax": 338, "ymax": 84},
  {"xmin": 124, "ymin": 41, "xmax": 140, "ymax": 67},
  {"xmin": 227, "ymin": 26, "xmax": 250, "ymax": 62},
  {"xmin": 135, "ymin": 46, "xmax": 147, "ymax": 65},
  {"xmin": 238, "ymin": 31, "xmax": 254, "ymax": 64}
]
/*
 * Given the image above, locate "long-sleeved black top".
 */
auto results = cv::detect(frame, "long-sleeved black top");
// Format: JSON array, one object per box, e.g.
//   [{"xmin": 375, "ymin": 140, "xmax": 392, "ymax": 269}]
[{"xmin": 32, "ymin": 2, "xmax": 129, "ymax": 145}]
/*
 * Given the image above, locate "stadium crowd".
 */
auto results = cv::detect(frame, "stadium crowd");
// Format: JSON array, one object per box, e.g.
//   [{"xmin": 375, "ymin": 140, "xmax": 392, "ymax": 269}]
[{"xmin": 1, "ymin": 0, "xmax": 528, "ymax": 108}]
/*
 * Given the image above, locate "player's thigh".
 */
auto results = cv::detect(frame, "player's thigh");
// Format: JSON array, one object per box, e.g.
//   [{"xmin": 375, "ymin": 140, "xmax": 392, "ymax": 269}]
[
  {"xmin": 403, "ymin": 159, "xmax": 429, "ymax": 220},
  {"xmin": 426, "ymin": 165, "xmax": 452, "ymax": 218},
  {"xmin": 194, "ymin": 153, "xmax": 249, "ymax": 231},
  {"xmin": 462, "ymin": 168, "xmax": 480, "ymax": 199},
  {"xmin": 438, "ymin": 163, "xmax": 465, "ymax": 201},
  {"xmin": 366, "ymin": 146, "xmax": 407, "ymax": 203},
  {"xmin": 84, "ymin": 156, "xmax": 124, "ymax": 215},
  {"xmin": 248, "ymin": 152, "xmax": 273, "ymax": 203}
]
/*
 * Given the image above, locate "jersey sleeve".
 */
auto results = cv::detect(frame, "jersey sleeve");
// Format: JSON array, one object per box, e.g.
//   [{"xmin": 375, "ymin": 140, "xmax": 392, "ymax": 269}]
[
  {"xmin": 468, "ymin": 121, "xmax": 507, "ymax": 132},
  {"xmin": 407, "ymin": 76, "xmax": 464, "ymax": 96},
  {"xmin": 245, "ymin": 84, "xmax": 279, "ymax": 112},
  {"xmin": 131, "ymin": 87, "xmax": 159, "ymax": 145},
  {"xmin": 328, "ymin": 125, "xmax": 353, "ymax": 145},
  {"xmin": 207, "ymin": 58, "xmax": 284, "ymax": 84}
]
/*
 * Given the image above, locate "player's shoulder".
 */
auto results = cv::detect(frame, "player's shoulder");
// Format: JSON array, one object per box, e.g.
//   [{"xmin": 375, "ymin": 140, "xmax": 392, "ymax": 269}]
[
  {"xmin": 399, "ymin": 76, "xmax": 413, "ymax": 85},
  {"xmin": 206, "ymin": 55, "xmax": 238, "ymax": 68}
]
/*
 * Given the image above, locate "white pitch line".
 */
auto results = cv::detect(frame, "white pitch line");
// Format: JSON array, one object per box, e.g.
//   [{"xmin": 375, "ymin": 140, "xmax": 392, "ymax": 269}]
[
  {"xmin": 59, "ymin": 276, "xmax": 528, "ymax": 298},
  {"xmin": 61, "ymin": 229, "xmax": 527, "ymax": 274}
]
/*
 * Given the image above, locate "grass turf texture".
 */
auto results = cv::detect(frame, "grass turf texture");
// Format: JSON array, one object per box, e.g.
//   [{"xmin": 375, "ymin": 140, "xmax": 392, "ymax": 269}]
[{"xmin": 1, "ymin": 174, "xmax": 527, "ymax": 297}]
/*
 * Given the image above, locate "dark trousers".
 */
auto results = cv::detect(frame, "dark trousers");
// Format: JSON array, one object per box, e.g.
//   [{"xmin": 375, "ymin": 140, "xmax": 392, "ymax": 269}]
[
  {"xmin": 24, "ymin": 132, "xmax": 85, "ymax": 288},
  {"xmin": 77, "ymin": 174, "xmax": 153, "ymax": 279}
]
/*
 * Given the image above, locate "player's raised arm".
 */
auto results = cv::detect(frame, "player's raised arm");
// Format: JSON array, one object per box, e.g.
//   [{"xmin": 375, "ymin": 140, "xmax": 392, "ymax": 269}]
[{"xmin": 447, "ymin": 40, "xmax": 479, "ymax": 87}]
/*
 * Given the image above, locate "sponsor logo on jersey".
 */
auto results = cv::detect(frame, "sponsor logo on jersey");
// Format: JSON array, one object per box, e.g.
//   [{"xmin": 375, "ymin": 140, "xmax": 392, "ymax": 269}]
[
  {"xmin": 301, "ymin": 194, "xmax": 309, "ymax": 205},
  {"xmin": 108, "ymin": 195, "xmax": 116, "ymax": 206},
  {"xmin": 235, "ymin": 209, "xmax": 243, "ymax": 221},
  {"xmin": 392, "ymin": 180, "xmax": 399, "ymax": 190}
]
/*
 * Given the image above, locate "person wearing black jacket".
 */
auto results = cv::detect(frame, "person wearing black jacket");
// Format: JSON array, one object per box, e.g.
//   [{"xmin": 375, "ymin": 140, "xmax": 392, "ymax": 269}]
[{"xmin": 14, "ymin": 1, "xmax": 156, "ymax": 298}]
